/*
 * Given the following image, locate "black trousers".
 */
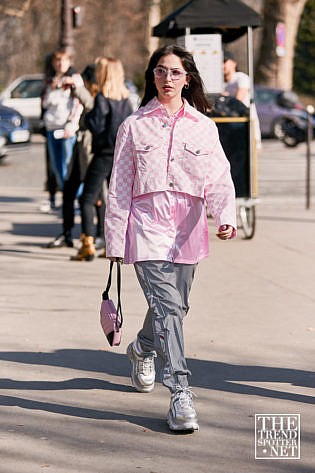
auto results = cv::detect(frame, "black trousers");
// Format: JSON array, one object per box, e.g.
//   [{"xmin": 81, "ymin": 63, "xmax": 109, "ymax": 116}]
[
  {"xmin": 63, "ymin": 152, "xmax": 105, "ymax": 237},
  {"xmin": 80, "ymin": 153, "xmax": 112, "ymax": 237}
]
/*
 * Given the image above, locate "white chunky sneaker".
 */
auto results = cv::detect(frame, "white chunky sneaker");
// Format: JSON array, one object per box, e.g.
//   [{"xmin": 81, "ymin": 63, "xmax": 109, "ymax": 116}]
[
  {"xmin": 167, "ymin": 386, "xmax": 199, "ymax": 431},
  {"xmin": 127, "ymin": 340, "xmax": 156, "ymax": 393}
]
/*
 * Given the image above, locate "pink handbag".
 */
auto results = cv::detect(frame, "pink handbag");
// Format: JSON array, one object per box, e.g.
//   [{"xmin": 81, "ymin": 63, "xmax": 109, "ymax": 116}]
[{"xmin": 100, "ymin": 261, "xmax": 123, "ymax": 347}]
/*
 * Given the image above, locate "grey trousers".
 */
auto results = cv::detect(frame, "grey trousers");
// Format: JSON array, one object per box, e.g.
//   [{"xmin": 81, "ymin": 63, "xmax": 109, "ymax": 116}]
[{"xmin": 134, "ymin": 261, "xmax": 197, "ymax": 392}]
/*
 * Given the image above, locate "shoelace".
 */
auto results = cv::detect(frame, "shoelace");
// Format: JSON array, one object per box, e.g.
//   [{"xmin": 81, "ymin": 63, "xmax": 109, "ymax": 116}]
[
  {"xmin": 139, "ymin": 352, "xmax": 156, "ymax": 375},
  {"xmin": 173, "ymin": 386, "xmax": 197, "ymax": 409}
]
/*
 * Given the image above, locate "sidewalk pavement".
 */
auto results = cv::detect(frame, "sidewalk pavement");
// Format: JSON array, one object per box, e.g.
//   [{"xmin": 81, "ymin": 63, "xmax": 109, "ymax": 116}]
[{"xmin": 0, "ymin": 139, "xmax": 314, "ymax": 472}]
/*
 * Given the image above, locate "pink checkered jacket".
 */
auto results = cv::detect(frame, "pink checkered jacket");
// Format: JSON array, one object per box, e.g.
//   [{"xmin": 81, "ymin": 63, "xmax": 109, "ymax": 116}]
[{"xmin": 105, "ymin": 97, "xmax": 236, "ymax": 258}]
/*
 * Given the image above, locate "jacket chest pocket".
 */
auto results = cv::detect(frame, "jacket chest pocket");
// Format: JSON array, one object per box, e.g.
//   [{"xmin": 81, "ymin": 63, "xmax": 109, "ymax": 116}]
[
  {"xmin": 183, "ymin": 143, "xmax": 208, "ymax": 157},
  {"xmin": 135, "ymin": 143, "xmax": 162, "ymax": 171},
  {"xmin": 181, "ymin": 143, "xmax": 208, "ymax": 177}
]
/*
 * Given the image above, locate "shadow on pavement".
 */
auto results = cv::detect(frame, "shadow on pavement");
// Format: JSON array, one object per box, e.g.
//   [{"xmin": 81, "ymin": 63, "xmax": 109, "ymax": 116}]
[
  {"xmin": 0, "ymin": 394, "xmax": 170, "ymax": 434},
  {"xmin": 0, "ymin": 349, "xmax": 314, "ymax": 434},
  {"xmin": 189, "ymin": 358, "xmax": 315, "ymax": 405},
  {"xmin": 0, "ymin": 196, "xmax": 33, "ymax": 203},
  {"xmin": 0, "ymin": 349, "xmax": 130, "ymax": 376},
  {"xmin": 0, "ymin": 377, "xmax": 133, "ymax": 392},
  {"xmin": 11, "ymin": 222, "xmax": 63, "ymax": 238},
  {"xmin": 10, "ymin": 222, "xmax": 81, "ymax": 240},
  {"xmin": 0, "ymin": 349, "xmax": 313, "ymax": 406},
  {"xmin": 0, "ymin": 248, "xmax": 78, "ymax": 261}
]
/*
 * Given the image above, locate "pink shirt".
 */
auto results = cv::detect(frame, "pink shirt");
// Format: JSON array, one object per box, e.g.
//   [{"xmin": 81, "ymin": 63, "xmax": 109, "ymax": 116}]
[
  {"xmin": 105, "ymin": 97, "xmax": 236, "ymax": 263},
  {"xmin": 124, "ymin": 191, "xmax": 209, "ymax": 264}
]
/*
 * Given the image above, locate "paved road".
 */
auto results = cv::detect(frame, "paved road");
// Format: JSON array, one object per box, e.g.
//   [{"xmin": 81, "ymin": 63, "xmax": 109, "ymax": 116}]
[
  {"xmin": 258, "ymin": 139, "xmax": 313, "ymax": 201},
  {"xmin": 0, "ymin": 137, "xmax": 314, "ymax": 473}
]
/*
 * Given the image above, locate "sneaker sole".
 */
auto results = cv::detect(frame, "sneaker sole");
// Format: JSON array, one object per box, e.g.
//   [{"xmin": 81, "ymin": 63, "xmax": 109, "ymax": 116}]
[
  {"xmin": 166, "ymin": 412, "xmax": 199, "ymax": 432},
  {"xmin": 127, "ymin": 343, "xmax": 155, "ymax": 393}
]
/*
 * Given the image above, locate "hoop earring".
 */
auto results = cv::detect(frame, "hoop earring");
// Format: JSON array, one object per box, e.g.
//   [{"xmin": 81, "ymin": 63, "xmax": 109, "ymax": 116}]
[{"xmin": 184, "ymin": 84, "xmax": 189, "ymax": 89}]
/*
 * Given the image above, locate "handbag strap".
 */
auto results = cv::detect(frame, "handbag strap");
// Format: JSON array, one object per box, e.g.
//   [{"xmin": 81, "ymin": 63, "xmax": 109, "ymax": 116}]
[
  {"xmin": 103, "ymin": 261, "xmax": 114, "ymax": 299},
  {"xmin": 102, "ymin": 260, "xmax": 123, "ymax": 328}
]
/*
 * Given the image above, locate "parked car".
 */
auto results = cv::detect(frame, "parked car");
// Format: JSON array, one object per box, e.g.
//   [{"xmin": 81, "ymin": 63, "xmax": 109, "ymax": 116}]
[
  {"xmin": 0, "ymin": 74, "xmax": 45, "ymax": 132},
  {"xmin": 280, "ymin": 112, "xmax": 315, "ymax": 147},
  {"xmin": 0, "ymin": 104, "xmax": 31, "ymax": 158},
  {"xmin": 254, "ymin": 86, "xmax": 306, "ymax": 138},
  {"xmin": 0, "ymin": 132, "xmax": 7, "ymax": 160}
]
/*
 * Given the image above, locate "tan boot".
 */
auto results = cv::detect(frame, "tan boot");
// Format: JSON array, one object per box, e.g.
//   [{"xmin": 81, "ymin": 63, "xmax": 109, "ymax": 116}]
[{"xmin": 70, "ymin": 234, "xmax": 95, "ymax": 261}]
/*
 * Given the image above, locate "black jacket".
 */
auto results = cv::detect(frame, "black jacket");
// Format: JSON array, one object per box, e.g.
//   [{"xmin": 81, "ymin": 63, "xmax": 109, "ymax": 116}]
[{"xmin": 85, "ymin": 93, "xmax": 133, "ymax": 156}]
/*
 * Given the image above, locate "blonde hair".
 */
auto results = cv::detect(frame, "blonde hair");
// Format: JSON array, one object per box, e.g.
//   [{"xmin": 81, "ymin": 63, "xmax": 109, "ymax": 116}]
[{"xmin": 95, "ymin": 57, "xmax": 129, "ymax": 100}]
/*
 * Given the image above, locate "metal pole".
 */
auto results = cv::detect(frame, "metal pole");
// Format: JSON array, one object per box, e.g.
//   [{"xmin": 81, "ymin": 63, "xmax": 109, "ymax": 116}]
[
  {"xmin": 305, "ymin": 105, "xmax": 314, "ymax": 209},
  {"xmin": 247, "ymin": 27, "xmax": 254, "ymax": 98},
  {"xmin": 60, "ymin": 0, "xmax": 74, "ymax": 55},
  {"xmin": 247, "ymin": 26, "xmax": 256, "ymax": 197}
]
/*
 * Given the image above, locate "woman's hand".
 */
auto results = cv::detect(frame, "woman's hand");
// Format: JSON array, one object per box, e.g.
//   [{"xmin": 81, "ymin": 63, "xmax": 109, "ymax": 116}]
[
  {"xmin": 216, "ymin": 225, "xmax": 235, "ymax": 240},
  {"xmin": 62, "ymin": 76, "xmax": 75, "ymax": 88},
  {"xmin": 64, "ymin": 122, "xmax": 76, "ymax": 138},
  {"xmin": 108, "ymin": 257, "xmax": 124, "ymax": 263}
]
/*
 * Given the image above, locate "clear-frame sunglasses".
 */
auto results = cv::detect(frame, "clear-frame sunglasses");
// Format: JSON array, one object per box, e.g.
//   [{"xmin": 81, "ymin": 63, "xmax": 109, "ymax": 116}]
[{"xmin": 153, "ymin": 66, "xmax": 188, "ymax": 81}]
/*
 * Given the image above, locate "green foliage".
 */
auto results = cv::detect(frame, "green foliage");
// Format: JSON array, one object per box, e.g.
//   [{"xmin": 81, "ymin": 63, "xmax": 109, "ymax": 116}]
[{"xmin": 293, "ymin": 0, "xmax": 315, "ymax": 97}]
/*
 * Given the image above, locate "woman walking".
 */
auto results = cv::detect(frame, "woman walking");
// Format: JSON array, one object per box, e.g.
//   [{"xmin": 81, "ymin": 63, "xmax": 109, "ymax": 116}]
[
  {"xmin": 105, "ymin": 45, "xmax": 237, "ymax": 432},
  {"xmin": 71, "ymin": 57, "xmax": 133, "ymax": 261}
]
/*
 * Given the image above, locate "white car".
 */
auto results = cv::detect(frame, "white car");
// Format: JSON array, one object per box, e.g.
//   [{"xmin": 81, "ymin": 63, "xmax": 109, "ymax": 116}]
[
  {"xmin": 0, "ymin": 74, "xmax": 45, "ymax": 132},
  {"xmin": 0, "ymin": 135, "xmax": 7, "ymax": 159},
  {"xmin": 0, "ymin": 73, "xmax": 140, "ymax": 133}
]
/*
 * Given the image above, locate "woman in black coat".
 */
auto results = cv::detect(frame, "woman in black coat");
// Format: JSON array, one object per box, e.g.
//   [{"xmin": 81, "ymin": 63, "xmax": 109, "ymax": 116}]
[{"xmin": 71, "ymin": 57, "xmax": 133, "ymax": 261}]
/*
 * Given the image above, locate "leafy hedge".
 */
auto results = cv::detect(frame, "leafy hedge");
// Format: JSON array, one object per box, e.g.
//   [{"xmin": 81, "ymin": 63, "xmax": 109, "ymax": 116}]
[{"xmin": 294, "ymin": 0, "xmax": 315, "ymax": 97}]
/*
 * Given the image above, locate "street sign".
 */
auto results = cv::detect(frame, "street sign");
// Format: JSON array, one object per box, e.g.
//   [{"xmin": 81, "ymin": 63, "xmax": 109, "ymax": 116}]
[
  {"xmin": 177, "ymin": 34, "xmax": 223, "ymax": 93},
  {"xmin": 276, "ymin": 22, "xmax": 286, "ymax": 57}
]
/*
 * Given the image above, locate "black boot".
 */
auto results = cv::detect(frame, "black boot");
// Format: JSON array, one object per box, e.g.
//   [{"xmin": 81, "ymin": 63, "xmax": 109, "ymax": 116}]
[{"xmin": 46, "ymin": 231, "xmax": 73, "ymax": 248}]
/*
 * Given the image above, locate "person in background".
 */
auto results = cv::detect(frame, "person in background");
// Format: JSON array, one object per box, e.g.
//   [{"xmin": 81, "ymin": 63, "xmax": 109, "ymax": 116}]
[
  {"xmin": 39, "ymin": 52, "xmax": 58, "ymax": 214},
  {"xmin": 42, "ymin": 49, "xmax": 83, "ymax": 247},
  {"xmin": 46, "ymin": 64, "xmax": 105, "ymax": 249},
  {"xmin": 70, "ymin": 57, "xmax": 133, "ymax": 261},
  {"xmin": 223, "ymin": 50, "xmax": 250, "ymax": 106},
  {"xmin": 105, "ymin": 45, "xmax": 237, "ymax": 432},
  {"xmin": 223, "ymin": 50, "xmax": 261, "ymax": 148}
]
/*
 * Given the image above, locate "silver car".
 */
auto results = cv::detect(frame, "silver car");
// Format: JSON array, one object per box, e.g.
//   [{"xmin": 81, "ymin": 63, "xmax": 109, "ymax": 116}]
[{"xmin": 0, "ymin": 74, "xmax": 45, "ymax": 132}]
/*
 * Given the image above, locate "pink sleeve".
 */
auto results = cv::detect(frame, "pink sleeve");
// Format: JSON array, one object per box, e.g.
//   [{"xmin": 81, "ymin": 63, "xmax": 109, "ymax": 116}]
[
  {"xmin": 105, "ymin": 120, "xmax": 135, "ymax": 257},
  {"xmin": 204, "ymin": 125, "xmax": 237, "ymax": 232}
]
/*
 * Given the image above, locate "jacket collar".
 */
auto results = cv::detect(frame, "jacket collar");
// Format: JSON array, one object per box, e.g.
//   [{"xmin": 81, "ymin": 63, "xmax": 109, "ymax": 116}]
[{"xmin": 142, "ymin": 97, "xmax": 200, "ymax": 121}]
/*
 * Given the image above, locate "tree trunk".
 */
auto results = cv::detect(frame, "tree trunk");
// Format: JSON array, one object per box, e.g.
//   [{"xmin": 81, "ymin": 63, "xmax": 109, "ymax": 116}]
[
  {"xmin": 147, "ymin": 0, "xmax": 161, "ymax": 57},
  {"xmin": 255, "ymin": 0, "xmax": 307, "ymax": 90}
]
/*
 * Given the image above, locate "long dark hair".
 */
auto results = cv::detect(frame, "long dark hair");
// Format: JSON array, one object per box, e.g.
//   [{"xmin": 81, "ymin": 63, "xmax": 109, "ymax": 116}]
[{"xmin": 140, "ymin": 44, "xmax": 211, "ymax": 114}]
